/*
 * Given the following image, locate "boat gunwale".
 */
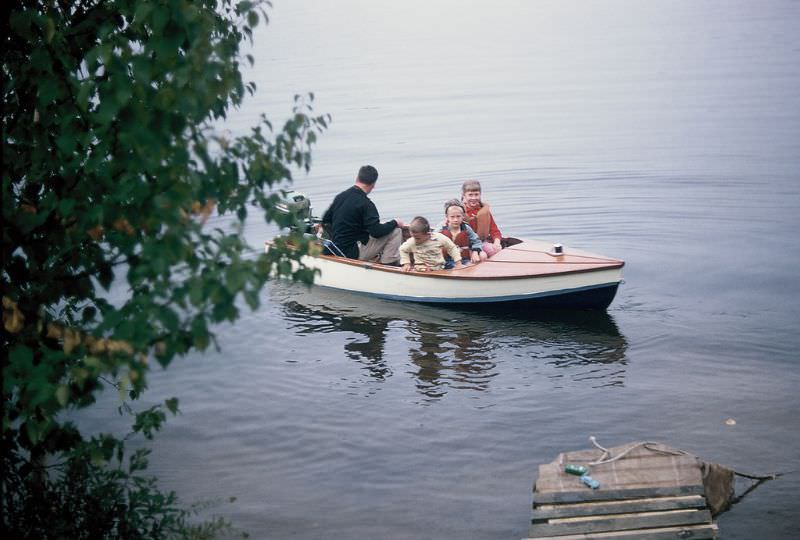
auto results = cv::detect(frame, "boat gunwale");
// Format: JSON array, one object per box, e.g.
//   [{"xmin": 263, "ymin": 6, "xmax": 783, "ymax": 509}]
[
  {"xmin": 264, "ymin": 238, "xmax": 624, "ymax": 281},
  {"xmin": 310, "ymin": 254, "xmax": 624, "ymax": 281}
]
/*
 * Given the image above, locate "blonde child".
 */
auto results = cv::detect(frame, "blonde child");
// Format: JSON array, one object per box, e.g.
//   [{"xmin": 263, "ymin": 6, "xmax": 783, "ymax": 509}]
[
  {"xmin": 440, "ymin": 199, "xmax": 485, "ymax": 267},
  {"xmin": 400, "ymin": 216, "xmax": 463, "ymax": 272},
  {"xmin": 461, "ymin": 179, "xmax": 503, "ymax": 257}
]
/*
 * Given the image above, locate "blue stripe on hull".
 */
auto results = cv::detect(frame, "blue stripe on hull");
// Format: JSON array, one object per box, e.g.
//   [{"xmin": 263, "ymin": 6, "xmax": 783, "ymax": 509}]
[{"xmin": 318, "ymin": 282, "xmax": 621, "ymax": 311}]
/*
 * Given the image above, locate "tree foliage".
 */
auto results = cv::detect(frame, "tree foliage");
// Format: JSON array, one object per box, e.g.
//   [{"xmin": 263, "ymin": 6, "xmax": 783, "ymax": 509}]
[{"xmin": 2, "ymin": 0, "xmax": 328, "ymax": 536}]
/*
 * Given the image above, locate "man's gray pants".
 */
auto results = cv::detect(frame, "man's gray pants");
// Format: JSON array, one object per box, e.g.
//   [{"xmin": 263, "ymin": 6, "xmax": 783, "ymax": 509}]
[{"xmin": 357, "ymin": 228, "xmax": 403, "ymax": 265}]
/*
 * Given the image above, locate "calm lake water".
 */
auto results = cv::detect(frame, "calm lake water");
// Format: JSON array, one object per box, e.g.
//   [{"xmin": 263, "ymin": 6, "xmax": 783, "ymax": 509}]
[{"xmin": 81, "ymin": 1, "xmax": 800, "ymax": 538}]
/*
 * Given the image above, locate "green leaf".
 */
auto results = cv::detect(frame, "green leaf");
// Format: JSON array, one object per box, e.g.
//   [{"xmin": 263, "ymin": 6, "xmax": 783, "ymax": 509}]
[
  {"xmin": 165, "ymin": 397, "xmax": 179, "ymax": 415},
  {"xmin": 25, "ymin": 421, "xmax": 44, "ymax": 445},
  {"xmin": 247, "ymin": 10, "xmax": 259, "ymax": 28},
  {"xmin": 83, "ymin": 356, "xmax": 105, "ymax": 370},
  {"xmin": 58, "ymin": 198, "xmax": 76, "ymax": 216},
  {"xmin": 44, "ymin": 17, "xmax": 56, "ymax": 43},
  {"xmin": 189, "ymin": 280, "xmax": 204, "ymax": 306},
  {"xmin": 225, "ymin": 265, "xmax": 246, "ymax": 291},
  {"xmin": 159, "ymin": 306, "xmax": 180, "ymax": 332},
  {"xmin": 151, "ymin": 4, "xmax": 170, "ymax": 34},
  {"xmin": 134, "ymin": 2, "xmax": 154, "ymax": 24},
  {"xmin": 56, "ymin": 385, "xmax": 70, "ymax": 406},
  {"xmin": 38, "ymin": 77, "xmax": 62, "ymax": 105},
  {"xmin": 191, "ymin": 317, "xmax": 209, "ymax": 350},
  {"xmin": 90, "ymin": 446, "xmax": 106, "ymax": 466},
  {"xmin": 10, "ymin": 345, "xmax": 34, "ymax": 369},
  {"xmin": 243, "ymin": 290, "xmax": 259, "ymax": 310},
  {"xmin": 82, "ymin": 306, "xmax": 97, "ymax": 323}
]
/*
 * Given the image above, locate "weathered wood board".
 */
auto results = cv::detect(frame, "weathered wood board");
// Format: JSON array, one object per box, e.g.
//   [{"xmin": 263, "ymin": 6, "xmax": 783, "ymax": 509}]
[{"xmin": 526, "ymin": 442, "xmax": 717, "ymax": 540}]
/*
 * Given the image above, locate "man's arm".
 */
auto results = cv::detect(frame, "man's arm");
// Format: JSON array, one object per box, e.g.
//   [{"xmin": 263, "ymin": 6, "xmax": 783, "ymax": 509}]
[
  {"xmin": 363, "ymin": 199, "xmax": 397, "ymax": 238},
  {"xmin": 320, "ymin": 196, "xmax": 337, "ymax": 232}
]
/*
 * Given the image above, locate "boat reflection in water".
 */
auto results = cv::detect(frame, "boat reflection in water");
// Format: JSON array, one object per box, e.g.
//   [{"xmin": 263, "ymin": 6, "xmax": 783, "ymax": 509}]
[
  {"xmin": 270, "ymin": 282, "xmax": 629, "ymax": 399},
  {"xmin": 405, "ymin": 318, "xmax": 498, "ymax": 400},
  {"xmin": 279, "ymin": 294, "xmax": 394, "ymax": 382}
]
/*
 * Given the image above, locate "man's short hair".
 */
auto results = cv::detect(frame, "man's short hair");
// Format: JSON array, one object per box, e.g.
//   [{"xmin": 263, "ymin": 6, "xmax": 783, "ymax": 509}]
[
  {"xmin": 358, "ymin": 165, "xmax": 379, "ymax": 185},
  {"xmin": 444, "ymin": 199, "xmax": 465, "ymax": 214},
  {"xmin": 409, "ymin": 216, "xmax": 430, "ymax": 233},
  {"xmin": 461, "ymin": 179, "xmax": 481, "ymax": 193}
]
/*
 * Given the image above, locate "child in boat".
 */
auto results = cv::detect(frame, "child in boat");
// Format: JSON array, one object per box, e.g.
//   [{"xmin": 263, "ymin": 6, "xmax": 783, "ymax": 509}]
[
  {"xmin": 461, "ymin": 179, "xmax": 503, "ymax": 257},
  {"xmin": 440, "ymin": 199, "xmax": 485, "ymax": 268},
  {"xmin": 400, "ymin": 216, "xmax": 463, "ymax": 272}
]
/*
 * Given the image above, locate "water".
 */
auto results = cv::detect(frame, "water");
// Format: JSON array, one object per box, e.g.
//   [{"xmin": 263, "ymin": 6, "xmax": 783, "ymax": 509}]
[{"xmin": 80, "ymin": 1, "xmax": 800, "ymax": 538}]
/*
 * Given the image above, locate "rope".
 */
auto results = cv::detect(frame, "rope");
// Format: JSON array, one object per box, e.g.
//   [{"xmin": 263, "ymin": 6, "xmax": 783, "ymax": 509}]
[
  {"xmin": 732, "ymin": 470, "xmax": 784, "ymax": 481},
  {"xmin": 728, "ymin": 472, "xmax": 785, "ymax": 507},
  {"xmin": 587, "ymin": 437, "xmax": 685, "ymax": 465},
  {"xmin": 587, "ymin": 436, "xmax": 786, "ymax": 479}
]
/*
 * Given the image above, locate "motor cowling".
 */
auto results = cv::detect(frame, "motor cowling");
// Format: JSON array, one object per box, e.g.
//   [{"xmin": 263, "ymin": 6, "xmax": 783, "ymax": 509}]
[{"xmin": 274, "ymin": 191, "xmax": 318, "ymax": 234}]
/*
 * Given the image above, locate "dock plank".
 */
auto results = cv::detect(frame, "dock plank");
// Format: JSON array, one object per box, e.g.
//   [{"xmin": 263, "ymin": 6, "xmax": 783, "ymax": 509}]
[
  {"xmin": 529, "ymin": 509, "xmax": 712, "ymax": 537},
  {"xmin": 526, "ymin": 523, "xmax": 718, "ymax": 540},
  {"xmin": 532, "ymin": 495, "xmax": 707, "ymax": 519},
  {"xmin": 534, "ymin": 484, "xmax": 705, "ymax": 504}
]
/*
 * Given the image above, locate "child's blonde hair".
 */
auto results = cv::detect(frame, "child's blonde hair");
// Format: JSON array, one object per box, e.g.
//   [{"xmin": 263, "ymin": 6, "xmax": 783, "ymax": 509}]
[
  {"xmin": 461, "ymin": 179, "xmax": 481, "ymax": 193},
  {"xmin": 409, "ymin": 216, "xmax": 431, "ymax": 233}
]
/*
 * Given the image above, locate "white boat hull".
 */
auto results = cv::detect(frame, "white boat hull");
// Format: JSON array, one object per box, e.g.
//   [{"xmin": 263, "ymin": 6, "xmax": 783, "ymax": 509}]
[{"xmin": 268, "ymin": 237, "xmax": 624, "ymax": 310}]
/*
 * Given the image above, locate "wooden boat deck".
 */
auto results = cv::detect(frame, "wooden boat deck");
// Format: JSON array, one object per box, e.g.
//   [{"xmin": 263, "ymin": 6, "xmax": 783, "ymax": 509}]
[
  {"xmin": 526, "ymin": 442, "xmax": 717, "ymax": 539},
  {"xmin": 319, "ymin": 240, "xmax": 624, "ymax": 280}
]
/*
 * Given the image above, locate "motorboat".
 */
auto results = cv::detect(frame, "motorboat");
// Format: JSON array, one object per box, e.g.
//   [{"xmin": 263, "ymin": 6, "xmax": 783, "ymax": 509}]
[
  {"xmin": 267, "ymin": 192, "xmax": 624, "ymax": 311},
  {"xmin": 267, "ymin": 237, "xmax": 623, "ymax": 310}
]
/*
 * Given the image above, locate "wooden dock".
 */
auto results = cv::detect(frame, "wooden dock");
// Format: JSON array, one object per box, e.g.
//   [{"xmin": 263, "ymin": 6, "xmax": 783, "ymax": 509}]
[{"xmin": 526, "ymin": 441, "xmax": 718, "ymax": 539}]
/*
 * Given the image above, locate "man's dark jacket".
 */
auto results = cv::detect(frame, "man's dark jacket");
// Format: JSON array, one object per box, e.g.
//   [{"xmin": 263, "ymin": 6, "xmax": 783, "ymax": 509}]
[{"xmin": 321, "ymin": 186, "xmax": 397, "ymax": 258}]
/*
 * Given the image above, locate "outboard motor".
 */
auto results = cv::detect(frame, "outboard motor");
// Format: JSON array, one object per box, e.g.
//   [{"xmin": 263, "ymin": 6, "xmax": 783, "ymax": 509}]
[{"xmin": 274, "ymin": 190, "xmax": 318, "ymax": 235}]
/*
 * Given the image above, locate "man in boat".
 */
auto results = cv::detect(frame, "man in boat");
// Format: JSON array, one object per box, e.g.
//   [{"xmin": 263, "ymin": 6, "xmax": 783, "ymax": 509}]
[
  {"xmin": 320, "ymin": 165, "xmax": 405, "ymax": 265},
  {"xmin": 461, "ymin": 179, "xmax": 503, "ymax": 257}
]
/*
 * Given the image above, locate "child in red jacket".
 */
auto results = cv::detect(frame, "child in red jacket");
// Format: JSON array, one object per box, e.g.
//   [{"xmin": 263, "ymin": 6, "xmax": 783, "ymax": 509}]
[{"xmin": 461, "ymin": 179, "xmax": 503, "ymax": 257}]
